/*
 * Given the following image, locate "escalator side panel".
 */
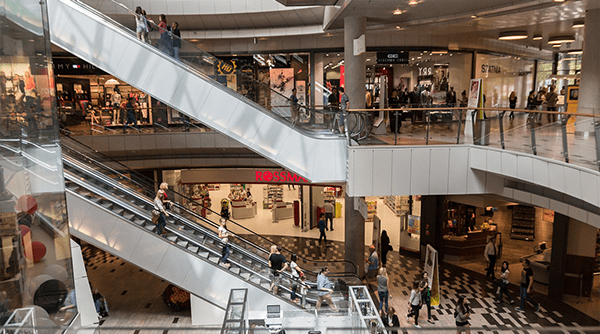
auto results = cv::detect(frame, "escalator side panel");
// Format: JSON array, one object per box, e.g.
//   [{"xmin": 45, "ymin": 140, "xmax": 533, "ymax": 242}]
[
  {"xmin": 65, "ymin": 190, "xmax": 303, "ymax": 312},
  {"xmin": 47, "ymin": 0, "xmax": 347, "ymax": 183}
]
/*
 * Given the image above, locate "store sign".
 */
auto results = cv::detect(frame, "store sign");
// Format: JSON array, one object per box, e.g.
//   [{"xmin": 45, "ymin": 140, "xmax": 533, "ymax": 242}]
[
  {"xmin": 418, "ymin": 67, "xmax": 432, "ymax": 76},
  {"xmin": 255, "ymin": 170, "xmax": 308, "ymax": 184},
  {"xmin": 217, "ymin": 60, "xmax": 237, "ymax": 75},
  {"xmin": 53, "ymin": 58, "xmax": 105, "ymax": 75},
  {"xmin": 377, "ymin": 52, "xmax": 409, "ymax": 64},
  {"xmin": 481, "ymin": 64, "xmax": 502, "ymax": 74}
]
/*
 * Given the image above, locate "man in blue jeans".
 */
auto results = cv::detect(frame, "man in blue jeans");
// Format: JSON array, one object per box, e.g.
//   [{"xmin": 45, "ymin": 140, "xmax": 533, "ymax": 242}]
[
  {"xmin": 324, "ymin": 200, "xmax": 334, "ymax": 231},
  {"xmin": 318, "ymin": 214, "xmax": 327, "ymax": 244},
  {"xmin": 516, "ymin": 259, "xmax": 540, "ymax": 312}
]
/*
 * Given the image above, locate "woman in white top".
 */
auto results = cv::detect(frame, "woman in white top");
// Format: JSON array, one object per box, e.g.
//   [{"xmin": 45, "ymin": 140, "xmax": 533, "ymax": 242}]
[
  {"xmin": 406, "ymin": 281, "xmax": 422, "ymax": 328},
  {"xmin": 154, "ymin": 185, "xmax": 169, "ymax": 236},
  {"xmin": 289, "ymin": 253, "xmax": 303, "ymax": 279},
  {"xmin": 218, "ymin": 218, "xmax": 231, "ymax": 267},
  {"xmin": 134, "ymin": 7, "xmax": 147, "ymax": 42},
  {"xmin": 496, "ymin": 261, "xmax": 514, "ymax": 304}
]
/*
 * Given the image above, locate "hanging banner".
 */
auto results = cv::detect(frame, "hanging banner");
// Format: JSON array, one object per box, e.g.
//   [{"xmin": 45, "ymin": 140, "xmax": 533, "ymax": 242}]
[
  {"xmin": 270, "ymin": 68, "xmax": 294, "ymax": 117},
  {"xmin": 424, "ymin": 244, "xmax": 440, "ymax": 306},
  {"xmin": 296, "ymin": 80, "xmax": 306, "ymax": 105},
  {"xmin": 566, "ymin": 85, "xmax": 579, "ymax": 134}
]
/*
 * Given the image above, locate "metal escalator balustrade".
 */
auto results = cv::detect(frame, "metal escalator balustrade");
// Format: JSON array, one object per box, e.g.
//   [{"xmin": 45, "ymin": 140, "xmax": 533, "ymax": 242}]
[
  {"xmin": 47, "ymin": 0, "xmax": 348, "ymax": 183},
  {"xmin": 60, "ymin": 136, "xmax": 360, "ymax": 305}
]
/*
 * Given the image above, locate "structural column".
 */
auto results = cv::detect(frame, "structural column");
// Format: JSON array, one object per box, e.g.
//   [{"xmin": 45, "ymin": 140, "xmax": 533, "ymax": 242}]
[
  {"xmin": 419, "ymin": 196, "xmax": 445, "ymax": 262},
  {"xmin": 344, "ymin": 16, "xmax": 366, "ymax": 112},
  {"xmin": 576, "ymin": 7, "xmax": 600, "ymax": 134},
  {"xmin": 344, "ymin": 194, "xmax": 365, "ymax": 276}
]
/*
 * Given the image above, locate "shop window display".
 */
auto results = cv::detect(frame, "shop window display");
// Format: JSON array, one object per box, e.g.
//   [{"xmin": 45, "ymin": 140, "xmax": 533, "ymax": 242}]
[{"xmin": 0, "ymin": 0, "xmax": 76, "ymax": 327}]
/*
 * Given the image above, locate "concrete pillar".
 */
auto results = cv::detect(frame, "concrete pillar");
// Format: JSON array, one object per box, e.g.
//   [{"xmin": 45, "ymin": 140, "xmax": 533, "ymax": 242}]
[
  {"xmin": 548, "ymin": 213, "xmax": 569, "ymax": 300},
  {"xmin": 419, "ymin": 196, "xmax": 445, "ymax": 262},
  {"xmin": 576, "ymin": 7, "xmax": 600, "ymax": 134},
  {"xmin": 314, "ymin": 53, "xmax": 325, "ymax": 123},
  {"xmin": 344, "ymin": 16, "xmax": 366, "ymax": 111},
  {"xmin": 344, "ymin": 194, "xmax": 365, "ymax": 276}
]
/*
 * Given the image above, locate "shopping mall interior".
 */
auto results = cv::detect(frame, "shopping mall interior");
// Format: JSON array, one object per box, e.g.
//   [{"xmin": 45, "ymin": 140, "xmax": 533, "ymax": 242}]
[{"xmin": 1, "ymin": 0, "xmax": 599, "ymax": 333}]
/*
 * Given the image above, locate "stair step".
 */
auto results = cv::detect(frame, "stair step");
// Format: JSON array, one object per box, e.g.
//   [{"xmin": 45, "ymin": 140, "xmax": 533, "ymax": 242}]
[
  {"xmin": 143, "ymin": 224, "xmax": 155, "ymax": 232},
  {"xmin": 176, "ymin": 240, "xmax": 188, "ymax": 247},
  {"xmin": 166, "ymin": 235, "xmax": 178, "ymax": 242},
  {"xmin": 133, "ymin": 218, "xmax": 145, "ymax": 226},
  {"xmin": 122, "ymin": 212, "xmax": 135, "ymax": 220},
  {"xmin": 260, "ymin": 282, "xmax": 270, "ymax": 290},
  {"xmin": 208, "ymin": 256, "xmax": 219, "ymax": 264},
  {"xmin": 240, "ymin": 272, "xmax": 251, "ymax": 280},
  {"xmin": 198, "ymin": 251, "xmax": 209, "ymax": 258},
  {"xmin": 188, "ymin": 245, "xmax": 199, "ymax": 253},
  {"xmin": 229, "ymin": 267, "xmax": 241, "ymax": 275}
]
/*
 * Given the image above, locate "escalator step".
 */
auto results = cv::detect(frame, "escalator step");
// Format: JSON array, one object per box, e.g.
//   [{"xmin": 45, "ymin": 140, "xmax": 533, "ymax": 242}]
[
  {"xmin": 260, "ymin": 282, "xmax": 270, "ymax": 290},
  {"xmin": 176, "ymin": 240, "xmax": 188, "ymax": 247},
  {"xmin": 133, "ymin": 218, "xmax": 145, "ymax": 226},
  {"xmin": 250, "ymin": 277, "xmax": 261, "ymax": 284},
  {"xmin": 208, "ymin": 256, "xmax": 219, "ymax": 264},
  {"xmin": 229, "ymin": 267, "xmax": 241, "ymax": 275},
  {"xmin": 89, "ymin": 196, "xmax": 101, "ymax": 203},
  {"xmin": 188, "ymin": 245, "xmax": 199, "ymax": 253},
  {"xmin": 122, "ymin": 213, "xmax": 135, "ymax": 220},
  {"xmin": 240, "ymin": 272, "xmax": 251, "ymax": 280},
  {"xmin": 143, "ymin": 224, "xmax": 155, "ymax": 232},
  {"xmin": 198, "ymin": 251, "xmax": 209, "ymax": 258},
  {"xmin": 166, "ymin": 235, "xmax": 177, "ymax": 242}
]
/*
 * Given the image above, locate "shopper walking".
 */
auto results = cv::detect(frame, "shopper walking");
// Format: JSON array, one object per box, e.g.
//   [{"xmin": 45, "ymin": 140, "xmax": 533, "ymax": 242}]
[
  {"xmin": 218, "ymin": 218, "xmax": 231, "ymax": 268},
  {"xmin": 420, "ymin": 272, "xmax": 434, "ymax": 324},
  {"xmin": 386, "ymin": 307, "xmax": 400, "ymax": 334},
  {"xmin": 455, "ymin": 296, "xmax": 471, "ymax": 334},
  {"xmin": 516, "ymin": 259, "xmax": 540, "ymax": 312},
  {"xmin": 496, "ymin": 261, "xmax": 514, "ymax": 304},
  {"xmin": 339, "ymin": 87, "xmax": 349, "ymax": 135},
  {"xmin": 446, "ymin": 86, "xmax": 457, "ymax": 107},
  {"xmin": 156, "ymin": 14, "xmax": 173, "ymax": 56},
  {"xmin": 484, "ymin": 235, "xmax": 497, "ymax": 280},
  {"xmin": 365, "ymin": 245, "xmax": 379, "ymax": 280},
  {"xmin": 268, "ymin": 245, "xmax": 288, "ymax": 295},
  {"xmin": 123, "ymin": 97, "xmax": 140, "ymax": 132},
  {"xmin": 546, "ymin": 86, "xmax": 558, "ymax": 123},
  {"xmin": 324, "ymin": 200, "xmax": 334, "ymax": 231},
  {"xmin": 171, "ymin": 22, "xmax": 181, "ymax": 61},
  {"xmin": 316, "ymin": 267, "xmax": 338, "ymax": 312},
  {"xmin": 406, "ymin": 281, "xmax": 422, "ymax": 328},
  {"xmin": 380, "ymin": 230, "xmax": 390, "ymax": 267},
  {"xmin": 153, "ymin": 183, "xmax": 170, "ymax": 236},
  {"xmin": 535, "ymin": 87, "xmax": 547, "ymax": 124},
  {"xmin": 134, "ymin": 6, "xmax": 147, "ymax": 42},
  {"xmin": 289, "ymin": 88, "xmax": 299, "ymax": 125},
  {"xmin": 142, "ymin": 10, "xmax": 152, "ymax": 43},
  {"xmin": 377, "ymin": 267, "xmax": 389, "ymax": 317},
  {"xmin": 508, "ymin": 91, "xmax": 517, "ymax": 119},
  {"xmin": 318, "ymin": 213, "xmax": 327, "ymax": 244}
]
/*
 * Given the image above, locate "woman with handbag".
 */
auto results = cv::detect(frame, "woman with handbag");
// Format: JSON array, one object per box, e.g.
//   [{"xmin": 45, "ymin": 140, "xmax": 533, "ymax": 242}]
[
  {"xmin": 496, "ymin": 261, "xmax": 514, "ymax": 304},
  {"xmin": 153, "ymin": 183, "xmax": 170, "ymax": 236},
  {"xmin": 406, "ymin": 281, "xmax": 422, "ymax": 328},
  {"xmin": 420, "ymin": 272, "xmax": 435, "ymax": 324}
]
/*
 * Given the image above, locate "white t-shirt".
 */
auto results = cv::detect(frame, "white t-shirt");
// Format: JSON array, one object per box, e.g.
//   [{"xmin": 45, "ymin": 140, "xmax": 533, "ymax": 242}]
[
  {"xmin": 290, "ymin": 261, "xmax": 299, "ymax": 278},
  {"xmin": 218, "ymin": 226, "xmax": 228, "ymax": 243}
]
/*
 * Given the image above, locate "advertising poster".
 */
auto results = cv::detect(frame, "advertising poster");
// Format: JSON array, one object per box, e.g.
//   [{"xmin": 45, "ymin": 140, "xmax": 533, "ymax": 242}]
[
  {"xmin": 270, "ymin": 68, "xmax": 294, "ymax": 117},
  {"xmin": 407, "ymin": 215, "xmax": 420, "ymax": 235},
  {"xmin": 465, "ymin": 78, "xmax": 483, "ymax": 140},
  {"xmin": 372, "ymin": 215, "xmax": 381, "ymax": 254},
  {"xmin": 424, "ymin": 244, "xmax": 440, "ymax": 306},
  {"xmin": 566, "ymin": 85, "xmax": 579, "ymax": 134},
  {"xmin": 543, "ymin": 209, "xmax": 555, "ymax": 223},
  {"xmin": 296, "ymin": 80, "xmax": 306, "ymax": 105}
]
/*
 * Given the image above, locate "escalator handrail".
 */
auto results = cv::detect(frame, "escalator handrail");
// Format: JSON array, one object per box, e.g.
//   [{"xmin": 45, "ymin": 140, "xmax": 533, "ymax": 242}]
[
  {"xmin": 55, "ymin": 0, "xmax": 343, "ymax": 139},
  {"xmin": 59, "ymin": 134, "xmax": 359, "ymax": 276}
]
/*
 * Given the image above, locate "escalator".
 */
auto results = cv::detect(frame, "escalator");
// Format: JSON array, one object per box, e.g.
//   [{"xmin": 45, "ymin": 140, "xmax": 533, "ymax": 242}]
[
  {"xmin": 46, "ymin": 0, "xmax": 348, "ymax": 184},
  {"xmin": 60, "ymin": 136, "xmax": 359, "ymax": 312}
]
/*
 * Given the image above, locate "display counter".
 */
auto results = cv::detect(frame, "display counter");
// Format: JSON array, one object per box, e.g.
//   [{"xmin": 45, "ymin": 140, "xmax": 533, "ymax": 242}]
[
  {"xmin": 520, "ymin": 251, "xmax": 551, "ymax": 284},
  {"xmin": 272, "ymin": 200, "xmax": 293, "ymax": 221},
  {"xmin": 231, "ymin": 199, "xmax": 257, "ymax": 219},
  {"xmin": 442, "ymin": 230, "xmax": 496, "ymax": 261}
]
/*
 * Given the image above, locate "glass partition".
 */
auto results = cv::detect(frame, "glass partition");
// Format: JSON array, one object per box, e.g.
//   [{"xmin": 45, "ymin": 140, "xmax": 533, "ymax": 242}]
[{"xmin": 0, "ymin": 0, "xmax": 76, "ymax": 328}]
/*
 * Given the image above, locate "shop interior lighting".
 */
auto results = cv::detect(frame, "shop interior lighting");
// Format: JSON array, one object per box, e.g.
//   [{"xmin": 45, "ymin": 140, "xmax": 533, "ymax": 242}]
[
  {"xmin": 567, "ymin": 50, "xmax": 583, "ymax": 55},
  {"xmin": 548, "ymin": 36, "xmax": 575, "ymax": 44},
  {"xmin": 105, "ymin": 79, "xmax": 120, "ymax": 85},
  {"xmin": 471, "ymin": 15, "xmax": 477, "ymax": 19},
  {"xmin": 395, "ymin": 25, "xmax": 402, "ymax": 29},
  {"xmin": 553, "ymin": 0, "xmax": 565, "ymax": 2},
  {"xmin": 498, "ymin": 31, "xmax": 528, "ymax": 40},
  {"xmin": 408, "ymin": 0, "xmax": 418, "ymax": 5},
  {"xmin": 431, "ymin": 50, "xmax": 448, "ymax": 54},
  {"xmin": 552, "ymin": 44, "xmax": 561, "ymax": 48},
  {"xmin": 572, "ymin": 21, "xmax": 584, "ymax": 28},
  {"xmin": 394, "ymin": 9, "xmax": 403, "ymax": 15},
  {"xmin": 532, "ymin": 35, "xmax": 543, "ymax": 40}
]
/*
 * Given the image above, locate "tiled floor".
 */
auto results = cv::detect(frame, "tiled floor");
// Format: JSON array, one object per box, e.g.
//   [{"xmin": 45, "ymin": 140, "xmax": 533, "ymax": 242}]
[{"xmin": 80, "ymin": 233, "xmax": 599, "ymax": 332}]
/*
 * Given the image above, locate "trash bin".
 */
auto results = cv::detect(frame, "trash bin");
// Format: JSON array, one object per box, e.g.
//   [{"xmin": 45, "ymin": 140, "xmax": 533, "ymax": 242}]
[{"xmin": 473, "ymin": 118, "xmax": 491, "ymax": 145}]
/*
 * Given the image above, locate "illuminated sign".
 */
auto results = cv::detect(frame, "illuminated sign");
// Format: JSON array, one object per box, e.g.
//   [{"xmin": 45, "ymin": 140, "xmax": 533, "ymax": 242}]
[
  {"xmin": 255, "ymin": 170, "xmax": 308, "ymax": 183},
  {"xmin": 217, "ymin": 60, "xmax": 237, "ymax": 75}
]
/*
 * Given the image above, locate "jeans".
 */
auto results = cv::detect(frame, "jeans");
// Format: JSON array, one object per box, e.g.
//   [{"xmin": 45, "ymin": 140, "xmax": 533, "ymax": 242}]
[
  {"xmin": 486, "ymin": 255, "xmax": 496, "ymax": 279},
  {"xmin": 124, "ymin": 113, "xmax": 139, "ymax": 131},
  {"xmin": 407, "ymin": 304, "xmax": 420, "ymax": 325},
  {"xmin": 221, "ymin": 243, "xmax": 230, "ymax": 264},
  {"xmin": 519, "ymin": 286, "xmax": 537, "ymax": 309},
  {"xmin": 173, "ymin": 46, "xmax": 180, "ymax": 61},
  {"xmin": 319, "ymin": 229, "xmax": 327, "ymax": 243},
  {"xmin": 498, "ymin": 281, "xmax": 513, "ymax": 303},
  {"xmin": 95, "ymin": 298, "xmax": 109, "ymax": 314},
  {"xmin": 325, "ymin": 212, "xmax": 333, "ymax": 230},
  {"xmin": 378, "ymin": 291, "xmax": 388, "ymax": 313},
  {"xmin": 156, "ymin": 212, "xmax": 166, "ymax": 235}
]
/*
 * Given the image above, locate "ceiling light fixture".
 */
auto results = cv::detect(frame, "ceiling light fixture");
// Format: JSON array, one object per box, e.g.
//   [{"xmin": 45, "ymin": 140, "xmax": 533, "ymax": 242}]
[
  {"xmin": 572, "ymin": 21, "xmax": 584, "ymax": 28},
  {"xmin": 471, "ymin": 15, "xmax": 477, "ymax": 19},
  {"xmin": 552, "ymin": 44, "xmax": 561, "ymax": 48},
  {"xmin": 567, "ymin": 50, "xmax": 583, "ymax": 55},
  {"xmin": 532, "ymin": 35, "xmax": 543, "ymax": 41},
  {"xmin": 396, "ymin": 25, "xmax": 402, "ymax": 29},
  {"xmin": 553, "ymin": 0, "xmax": 565, "ymax": 2},
  {"xmin": 548, "ymin": 35, "xmax": 575, "ymax": 44},
  {"xmin": 431, "ymin": 50, "xmax": 448, "ymax": 54},
  {"xmin": 498, "ymin": 31, "xmax": 528, "ymax": 40},
  {"xmin": 408, "ymin": 0, "xmax": 418, "ymax": 5},
  {"xmin": 394, "ymin": 9, "xmax": 403, "ymax": 15}
]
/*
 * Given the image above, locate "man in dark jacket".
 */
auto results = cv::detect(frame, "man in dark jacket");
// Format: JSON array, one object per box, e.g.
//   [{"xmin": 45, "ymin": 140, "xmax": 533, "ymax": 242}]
[{"xmin": 171, "ymin": 22, "xmax": 181, "ymax": 61}]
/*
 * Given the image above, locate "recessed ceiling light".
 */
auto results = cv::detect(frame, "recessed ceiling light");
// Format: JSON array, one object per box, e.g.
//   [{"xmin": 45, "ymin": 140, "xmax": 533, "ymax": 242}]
[
  {"xmin": 396, "ymin": 25, "xmax": 402, "ymax": 29},
  {"xmin": 572, "ymin": 21, "xmax": 584, "ymax": 28},
  {"xmin": 471, "ymin": 15, "xmax": 477, "ymax": 19},
  {"xmin": 326, "ymin": 53, "xmax": 329, "ymax": 57},
  {"xmin": 532, "ymin": 35, "xmax": 543, "ymax": 40},
  {"xmin": 408, "ymin": 0, "xmax": 418, "ymax": 5},
  {"xmin": 567, "ymin": 50, "xmax": 583, "ymax": 55},
  {"xmin": 548, "ymin": 35, "xmax": 575, "ymax": 44},
  {"xmin": 498, "ymin": 31, "xmax": 528, "ymax": 40},
  {"xmin": 553, "ymin": 0, "xmax": 565, "ymax": 2},
  {"xmin": 394, "ymin": 9, "xmax": 403, "ymax": 15},
  {"xmin": 366, "ymin": 58, "xmax": 371, "ymax": 61},
  {"xmin": 552, "ymin": 44, "xmax": 561, "ymax": 48}
]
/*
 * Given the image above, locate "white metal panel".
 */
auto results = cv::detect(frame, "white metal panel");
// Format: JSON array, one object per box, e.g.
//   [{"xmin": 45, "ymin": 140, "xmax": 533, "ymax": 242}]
[
  {"xmin": 114, "ymin": 41, "xmax": 159, "ymax": 89},
  {"xmin": 191, "ymin": 295, "xmax": 225, "ymax": 326},
  {"xmin": 485, "ymin": 173, "xmax": 504, "ymax": 195},
  {"xmin": 530, "ymin": 194, "xmax": 550, "ymax": 209},
  {"xmin": 466, "ymin": 169, "xmax": 487, "ymax": 194},
  {"xmin": 448, "ymin": 147, "xmax": 469, "ymax": 194},
  {"xmin": 579, "ymin": 171, "xmax": 599, "ymax": 207},
  {"xmin": 196, "ymin": 87, "xmax": 240, "ymax": 132},
  {"xmin": 352, "ymin": 149, "xmax": 374, "ymax": 196},
  {"xmin": 516, "ymin": 156, "xmax": 533, "ymax": 182},
  {"xmin": 548, "ymin": 163, "xmax": 566, "ymax": 193},
  {"xmin": 391, "ymin": 149, "xmax": 411, "ymax": 195},
  {"xmin": 486, "ymin": 149, "xmax": 502, "ymax": 174},
  {"xmin": 532, "ymin": 158, "xmax": 550, "ymax": 187},
  {"xmin": 277, "ymin": 130, "xmax": 317, "ymax": 179},
  {"xmin": 410, "ymin": 149, "xmax": 430, "ymax": 195},
  {"xmin": 372, "ymin": 150, "xmax": 393, "ymax": 195},
  {"xmin": 65, "ymin": 193, "xmax": 92, "ymax": 232},
  {"xmin": 70, "ymin": 240, "xmax": 99, "ymax": 327},
  {"xmin": 549, "ymin": 199, "xmax": 569, "ymax": 216},
  {"xmin": 500, "ymin": 152, "xmax": 517, "ymax": 178},
  {"xmin": 587, "ymin": 212, "xmax": 600, "ymax": 229},
  {"xmin": 568, "ymin": 205, "xmax": 588, "ymax": 223},
  {"xmin": 223, "ymin": 102, "xmax": 267, "ymax": 141},
  {"xmin": 513, "ymin": 189, "xmax": 531, "ymax": 204},
  {"xmin": 140, "ymin": 58, "xmax": 187, "ymax": 105},
  {"xmin": 469, "ymin": 147, "xmax": 486, "ymax": 170},
  {"xmin": 429, "ymin": 148, "xmax": 450, "ymax": 194},
  {"xmin": 170, "ymin": 73, "xmax": 212, "ymax": 117},
  {"xmin": 128, "ymin": 232, "xmax": 170, "ymax": 273},
  {"xmin": 182, "ymin": 257, "xmax": 228, "ymax": 307},
  {"xmin": 154, "ymin": 245, "xmax": 196, "ymax": 285},
  {"xmin": 564, "ymin": 168, "xmax": 582, "ymax": 199},
  {"xmin": 502, "ymin": 187, "xmax": 514, "ymax": 199},
  {"xmin": 105, "ymin": 220, "xmax": 145, "ymax": 260}
]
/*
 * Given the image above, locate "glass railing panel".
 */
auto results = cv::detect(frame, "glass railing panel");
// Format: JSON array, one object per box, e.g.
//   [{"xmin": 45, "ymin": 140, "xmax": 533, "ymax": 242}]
[
  {"xmin": 61, "ymin": 0, "xmax": 343, "ymax": 137},
  {"xmin": 424, "ymin": 108, "xmax": 468, "ymax": 146},
  {"xmin": 564, "ymin": 113, "xmax": 598, "ymax": 171}
]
